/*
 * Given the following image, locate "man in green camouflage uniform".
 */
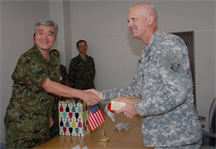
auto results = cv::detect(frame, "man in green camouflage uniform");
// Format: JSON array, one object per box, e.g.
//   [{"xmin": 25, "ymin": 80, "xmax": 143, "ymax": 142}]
[
  {"xmin": 4, "ymin": 19, "xmax": 101, "ymax": 149},
  {"xmin": 69, "ymin": 40, "xmax": 95, "ymax": 92},
  {"xmin": 4, "ymin": 47, "xmax": 60, "ymax": 147}
]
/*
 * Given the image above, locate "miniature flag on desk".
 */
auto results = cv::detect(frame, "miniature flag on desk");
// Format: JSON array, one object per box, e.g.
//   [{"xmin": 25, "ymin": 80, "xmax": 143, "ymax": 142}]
[
  {"xmin": 88, "ymin": 104, "xmax": 106, "ymax": 131},
  {"xmin": 105, "ymin": 102, "xmax": 115, "ymax": 122}
]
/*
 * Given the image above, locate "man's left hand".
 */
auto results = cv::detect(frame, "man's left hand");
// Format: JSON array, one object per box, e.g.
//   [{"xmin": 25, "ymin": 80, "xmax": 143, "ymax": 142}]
[{"xmin": 116, "ymin": 99, "xmax": 138, "ymax": 118}]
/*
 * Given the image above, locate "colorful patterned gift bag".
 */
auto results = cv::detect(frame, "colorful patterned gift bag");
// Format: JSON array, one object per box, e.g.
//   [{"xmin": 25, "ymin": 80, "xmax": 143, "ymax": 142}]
[{"xmin": 59, "ymin": 99, "xmax": 90, "ymax": 136}]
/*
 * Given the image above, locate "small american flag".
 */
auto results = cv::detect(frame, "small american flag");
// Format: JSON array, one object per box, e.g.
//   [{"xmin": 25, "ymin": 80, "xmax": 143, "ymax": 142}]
[{"xmin": 88, "ymin": 104, "xmax": 106, "ymax": 131}]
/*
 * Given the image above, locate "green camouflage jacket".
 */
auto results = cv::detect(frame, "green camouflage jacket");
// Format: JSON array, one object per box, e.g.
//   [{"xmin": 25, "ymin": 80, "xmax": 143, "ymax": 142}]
[
  {"xmin": 4, "ymin": 45, "xmax": 60, "ymax": 141},
  {"xmin": 68, "ymin": 54, "xmax": 95, "ymax": 90}
]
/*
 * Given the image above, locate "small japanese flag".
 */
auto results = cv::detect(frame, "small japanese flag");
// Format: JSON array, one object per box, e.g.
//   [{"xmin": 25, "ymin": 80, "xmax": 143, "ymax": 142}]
[{"xmin": 105, "ymin": 102, "xmax": 115, "ymax": 122}]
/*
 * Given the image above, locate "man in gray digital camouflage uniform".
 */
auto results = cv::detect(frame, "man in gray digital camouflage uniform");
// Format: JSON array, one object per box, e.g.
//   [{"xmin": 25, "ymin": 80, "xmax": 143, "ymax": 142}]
[
  {"xmin": 4, "ymin": 18, "xmax": 101, "ymax": 149},
  {"xmin": 88, "ymin": 3, "xmax": 202, "ymax": 149}
]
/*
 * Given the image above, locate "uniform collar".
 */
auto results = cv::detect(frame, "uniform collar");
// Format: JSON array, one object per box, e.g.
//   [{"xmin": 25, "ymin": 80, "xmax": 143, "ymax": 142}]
[
  {"xmin": 32, "ymin": 45, "xmax": 59, "ymax": 66},
  {"xmin": 143, "ymin": 29, "xmax": 160, "ymax": 58},
  {"xmin": 77, "ymin": 54, "xmax": 89, "ymax": 62}
]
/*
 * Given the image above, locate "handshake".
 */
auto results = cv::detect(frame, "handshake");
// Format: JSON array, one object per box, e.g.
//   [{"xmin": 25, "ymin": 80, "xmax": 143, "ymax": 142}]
[{"xmin": 82, "ymin": 89, "xmax": 103, "ymax": 106}]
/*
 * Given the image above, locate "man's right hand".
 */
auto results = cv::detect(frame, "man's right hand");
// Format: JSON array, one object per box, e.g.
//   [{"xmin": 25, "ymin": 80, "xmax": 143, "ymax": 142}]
[{"xmin": 82, "ymin": 91, "xmax": 102, "ymax": 106}]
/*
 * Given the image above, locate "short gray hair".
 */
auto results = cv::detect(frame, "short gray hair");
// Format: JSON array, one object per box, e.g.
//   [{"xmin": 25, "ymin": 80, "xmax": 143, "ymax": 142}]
[{"xmin": 34, "ymin": 18, "xmax": 58, "ymax": 36}]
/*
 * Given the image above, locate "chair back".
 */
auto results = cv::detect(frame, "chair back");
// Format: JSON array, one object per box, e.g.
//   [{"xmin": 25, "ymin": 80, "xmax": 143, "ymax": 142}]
[{"xmin": 209, "ymin": 97, "xmax": 216, "ymax": 133}]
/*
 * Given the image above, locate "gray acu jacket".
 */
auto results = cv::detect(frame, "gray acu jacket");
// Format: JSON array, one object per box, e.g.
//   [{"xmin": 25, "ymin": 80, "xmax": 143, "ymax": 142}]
[{"xmin": 103, "ymin": 29, "xmax": 202, "ymax": 147}]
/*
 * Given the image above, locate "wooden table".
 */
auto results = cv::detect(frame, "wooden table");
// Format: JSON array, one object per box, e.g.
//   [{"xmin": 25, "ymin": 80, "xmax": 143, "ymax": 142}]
[{"xmin": 33, "ymin": 113, "xmax": 153, "ymax": 149}]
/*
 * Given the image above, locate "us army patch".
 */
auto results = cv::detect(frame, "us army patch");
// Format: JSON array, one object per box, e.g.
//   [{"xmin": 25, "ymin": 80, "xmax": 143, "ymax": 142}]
[{"xmin": 159, "ymin": 50, "xmax": 184, "ymax": 79}]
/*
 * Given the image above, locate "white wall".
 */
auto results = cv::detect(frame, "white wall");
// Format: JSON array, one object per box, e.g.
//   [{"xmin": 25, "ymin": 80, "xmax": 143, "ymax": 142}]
[
  {"xmin": 49, "ymin": 0, "xmax": 66, "ymax": 65},
  {"xmin": 0, "ymin": 0, "xmax": 215, "ymax": 144}
]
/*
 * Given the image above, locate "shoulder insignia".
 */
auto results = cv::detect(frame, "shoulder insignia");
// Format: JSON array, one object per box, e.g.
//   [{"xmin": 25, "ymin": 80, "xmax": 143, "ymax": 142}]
[{"xmin": 159, "ymin": 50, "xmax": 184, "ymax": 79}]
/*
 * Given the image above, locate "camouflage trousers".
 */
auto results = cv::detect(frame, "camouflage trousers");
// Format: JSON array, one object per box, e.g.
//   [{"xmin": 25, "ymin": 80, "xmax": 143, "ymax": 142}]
[{"xmin": 154, "ymin": 139, "xmax": 202, "ymax": 149}]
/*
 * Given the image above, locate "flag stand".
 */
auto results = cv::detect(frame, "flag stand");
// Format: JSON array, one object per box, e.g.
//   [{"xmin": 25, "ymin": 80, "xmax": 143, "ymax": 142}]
[{"xmin": 99, "ymin": 122, "xmax": 110, "ymax": 142}]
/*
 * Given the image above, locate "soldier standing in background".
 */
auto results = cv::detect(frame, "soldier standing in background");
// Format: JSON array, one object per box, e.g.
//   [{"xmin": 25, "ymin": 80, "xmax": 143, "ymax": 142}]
[
  {"xmin": 69, "ymin": 40, "xmax": 95, "ymax": 99},
  {"xmin": 69, "ymin": 40, "xmax": 106, "ymax": 114}
]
